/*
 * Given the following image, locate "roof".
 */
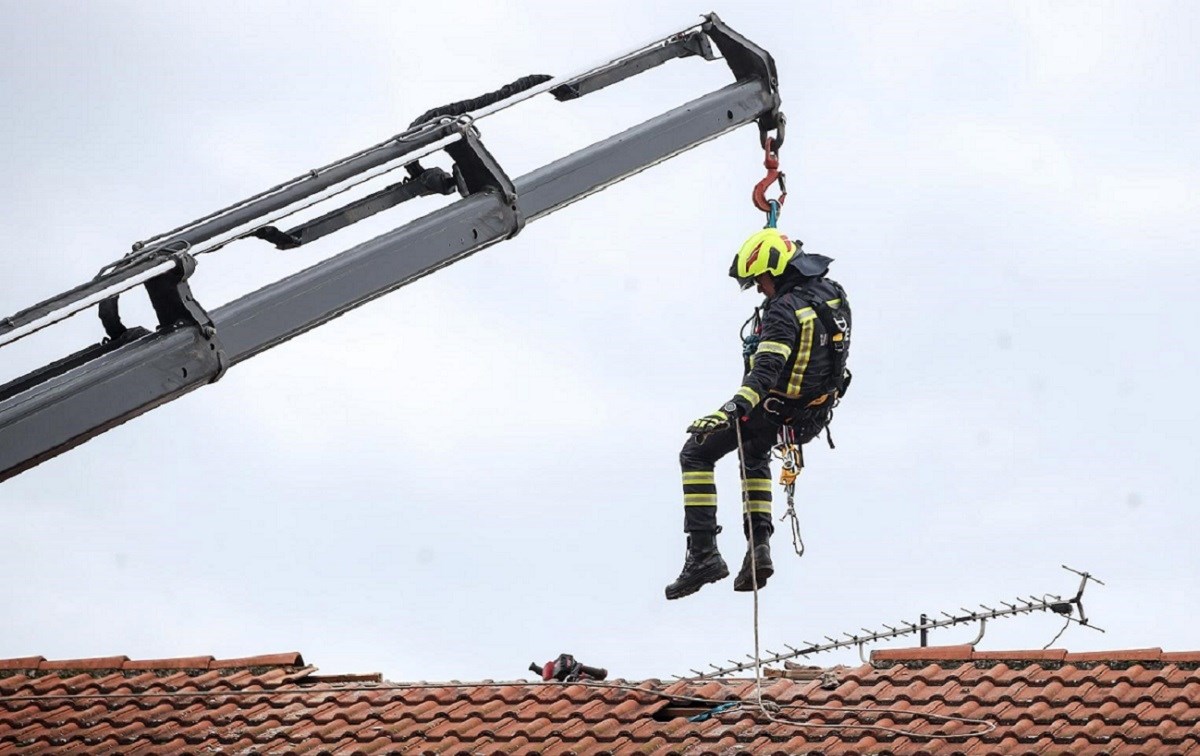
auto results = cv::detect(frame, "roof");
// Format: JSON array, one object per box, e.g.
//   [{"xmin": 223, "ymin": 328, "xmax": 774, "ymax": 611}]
[{"xmin": 1, "ymin": 645, "xmax": 1198, "ymax": 754}]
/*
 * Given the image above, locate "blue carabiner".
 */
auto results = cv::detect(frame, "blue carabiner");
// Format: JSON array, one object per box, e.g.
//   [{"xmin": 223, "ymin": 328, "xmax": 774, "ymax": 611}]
[{"xmin": 764, "ymin": 199, "xmax": 780, "ymax": 229}]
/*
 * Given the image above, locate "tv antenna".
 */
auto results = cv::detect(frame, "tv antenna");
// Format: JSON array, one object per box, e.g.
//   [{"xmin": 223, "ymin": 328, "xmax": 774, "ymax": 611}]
[{"xmin": 679, "ymin": 565, "xmax": 1105, "ymax": 680}]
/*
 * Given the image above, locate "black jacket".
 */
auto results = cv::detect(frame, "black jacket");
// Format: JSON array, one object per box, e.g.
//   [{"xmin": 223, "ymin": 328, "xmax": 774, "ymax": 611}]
[{"xmin": 730, "ymin": 253, "xmax": 850, "ymax": 413}]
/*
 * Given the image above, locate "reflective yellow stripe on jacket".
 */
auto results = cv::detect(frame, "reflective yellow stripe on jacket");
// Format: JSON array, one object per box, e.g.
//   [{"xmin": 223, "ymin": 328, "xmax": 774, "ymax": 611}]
[
  {"xmin": 786, "ymin": 307, "xmax": 817, "ymax": 397},
  {"xmin": 755, "ymin": 340, "xmax": 792, "ymax": 359},
  {"xmin": 735, "ymin": 386, "xmax": 761, "ymax": 408}
]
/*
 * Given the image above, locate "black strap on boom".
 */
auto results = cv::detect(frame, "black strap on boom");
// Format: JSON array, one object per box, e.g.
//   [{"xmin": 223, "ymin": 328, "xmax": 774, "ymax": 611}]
[
  {"xmin": 408, "ymin": 74, "xmax": 553, "ymax": 128},
  {"xmin": 252, "ymin": 166, "xmax": 457, "ymax": 250}
]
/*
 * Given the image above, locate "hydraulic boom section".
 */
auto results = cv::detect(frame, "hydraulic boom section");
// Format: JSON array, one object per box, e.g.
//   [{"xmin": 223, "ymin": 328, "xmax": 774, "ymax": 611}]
[{"xmin": 0, "ymin": 13, "xmax": 784, "ymax": 483}]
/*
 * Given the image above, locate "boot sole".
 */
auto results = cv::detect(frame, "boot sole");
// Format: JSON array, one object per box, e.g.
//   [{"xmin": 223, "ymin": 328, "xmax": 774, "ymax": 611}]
[
  {"xmin": 664, "ymin": 562, "xmax": 731, "ymax": 600},
  {"xmin": 733, "ymin": 564, "xmax": 774, "ymax": 592}
]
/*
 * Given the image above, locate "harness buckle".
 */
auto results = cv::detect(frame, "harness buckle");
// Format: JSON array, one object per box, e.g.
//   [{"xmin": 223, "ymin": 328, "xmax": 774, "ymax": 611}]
[{"xmin": 763, "ymin": 395, "xmax": 786, "ymax": 416}]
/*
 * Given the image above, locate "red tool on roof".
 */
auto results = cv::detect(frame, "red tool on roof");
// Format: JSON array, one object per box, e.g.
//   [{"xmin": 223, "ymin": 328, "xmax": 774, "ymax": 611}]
[{"xmin": 529, "ymin": 653, "xmax": 608, "ymax": 682}]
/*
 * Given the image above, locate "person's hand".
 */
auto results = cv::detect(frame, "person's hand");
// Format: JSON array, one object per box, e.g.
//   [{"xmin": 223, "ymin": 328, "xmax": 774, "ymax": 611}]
[{"xmin": 687, "ymin": 409, "xmax": 730, "ymax": 435}]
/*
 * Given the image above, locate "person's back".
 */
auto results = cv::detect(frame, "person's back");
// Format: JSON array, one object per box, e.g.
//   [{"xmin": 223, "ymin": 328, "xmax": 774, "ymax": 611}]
[{"xmin": 755, "ymin": 269, "xmax": 851, "ymax": 442}]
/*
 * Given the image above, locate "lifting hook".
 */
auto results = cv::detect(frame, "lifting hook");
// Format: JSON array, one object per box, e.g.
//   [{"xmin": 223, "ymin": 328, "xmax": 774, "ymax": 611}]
[{"xmin": 752, "ymin": 136, "xmax": 787, "ymax": 214}]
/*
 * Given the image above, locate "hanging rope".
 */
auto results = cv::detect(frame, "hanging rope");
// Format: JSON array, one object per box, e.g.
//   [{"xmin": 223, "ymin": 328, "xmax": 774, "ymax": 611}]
[{"xmin": 732, "ymin": 416, "xmax": 773, "ymax": 716}]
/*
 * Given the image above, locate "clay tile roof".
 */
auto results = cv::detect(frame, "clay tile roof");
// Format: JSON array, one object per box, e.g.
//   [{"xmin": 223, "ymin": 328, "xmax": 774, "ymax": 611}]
[{"xmin": 1, "ymin": 646, "xmax": 1199, "ymax": 754}]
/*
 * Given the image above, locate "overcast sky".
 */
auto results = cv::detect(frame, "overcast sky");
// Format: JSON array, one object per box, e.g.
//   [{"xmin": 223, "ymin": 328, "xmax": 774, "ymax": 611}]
[{"xmin": 2, "ymin": 1, "xmax": 1198, "ymax": 683}]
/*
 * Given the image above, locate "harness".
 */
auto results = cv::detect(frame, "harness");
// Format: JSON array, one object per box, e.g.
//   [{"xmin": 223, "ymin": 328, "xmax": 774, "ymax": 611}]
[{"xmin": 752, "ymin": 278, "xmax": 852, "ymax": 447}]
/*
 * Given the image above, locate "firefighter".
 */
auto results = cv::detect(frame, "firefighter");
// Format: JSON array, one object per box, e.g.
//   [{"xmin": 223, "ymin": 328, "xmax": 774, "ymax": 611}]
[{"xmin": 665, "ymin": 229, "xmax": 851, "ymax": 600}]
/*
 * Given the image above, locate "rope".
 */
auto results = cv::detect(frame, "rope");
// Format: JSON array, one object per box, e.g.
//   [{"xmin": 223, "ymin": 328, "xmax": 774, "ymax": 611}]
[
  {"xmin": 743, "ymin": 700, "xmax": 997, "ymax": 740},
  {"xmin": 732, "ymin": 416, "xmax": 770, "ymax": 714},
  {"xmin": 723, "ymin": 421, "xmax": 995, "ymax": 740}
]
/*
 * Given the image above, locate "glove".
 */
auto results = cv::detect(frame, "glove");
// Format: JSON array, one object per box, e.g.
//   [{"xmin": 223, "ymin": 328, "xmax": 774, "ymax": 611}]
[
  {"xmin": 687, "ymin": 409, "xmax": 730, "ymax": 435},
  {"xmin": 691, "ymin": 400, "xmax": 744, "ymax": 434}
]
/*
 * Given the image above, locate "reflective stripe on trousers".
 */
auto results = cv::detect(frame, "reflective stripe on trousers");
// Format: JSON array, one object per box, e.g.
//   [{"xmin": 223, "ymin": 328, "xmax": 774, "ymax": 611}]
[{"xmin": 678, "ymin": 408, "xmax": 776, "ymax": 533}]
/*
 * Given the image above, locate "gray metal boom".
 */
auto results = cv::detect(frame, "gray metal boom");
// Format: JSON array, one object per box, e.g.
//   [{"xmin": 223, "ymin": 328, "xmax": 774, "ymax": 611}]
[{"xmin": 0, "ymin": 13, "xmax": 781, "ymax": 482}]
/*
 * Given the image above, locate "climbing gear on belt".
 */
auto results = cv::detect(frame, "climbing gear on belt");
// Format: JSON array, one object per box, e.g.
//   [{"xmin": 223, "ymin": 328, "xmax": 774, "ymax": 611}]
[{"xmin": 772, "ymin": 428, "xmax": 806, "ymax": 557}]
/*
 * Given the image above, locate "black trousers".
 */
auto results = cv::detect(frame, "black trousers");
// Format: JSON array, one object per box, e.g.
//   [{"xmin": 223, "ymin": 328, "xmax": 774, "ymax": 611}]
[{"xmin": 678, "ymin": 407, "xmax": 779, "ymax": 537}]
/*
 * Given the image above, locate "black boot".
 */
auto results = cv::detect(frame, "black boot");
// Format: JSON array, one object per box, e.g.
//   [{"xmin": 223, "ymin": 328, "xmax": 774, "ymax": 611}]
[
  {"xmin": 733, "ymin": 522, "xmax": 774, "ymax": 592},
  {"xmin": 664, "ymin": 529, "xmax": 729, "ymax": 600}
]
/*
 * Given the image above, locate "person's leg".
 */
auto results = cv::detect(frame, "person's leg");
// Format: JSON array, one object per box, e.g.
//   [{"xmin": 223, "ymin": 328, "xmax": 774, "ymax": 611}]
[
  {"xmin": 733, "ymin": 412, "xmax": 778, "ymax": 591},
  {"xmin": 664, "ymin": 427, "xmax": 738, "ymax": 599}
]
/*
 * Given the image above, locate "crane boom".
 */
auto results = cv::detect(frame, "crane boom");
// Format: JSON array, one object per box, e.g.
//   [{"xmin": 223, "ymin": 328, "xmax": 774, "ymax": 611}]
[{"xmin": 0, "ymin": 13, "xmax": 783, "ymax": 483}]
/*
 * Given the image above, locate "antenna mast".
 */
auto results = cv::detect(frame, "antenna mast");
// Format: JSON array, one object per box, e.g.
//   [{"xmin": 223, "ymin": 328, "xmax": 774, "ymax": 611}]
[{"xmin": 680, "ymin": 565, "xmax": 1105, "ymax": 680}]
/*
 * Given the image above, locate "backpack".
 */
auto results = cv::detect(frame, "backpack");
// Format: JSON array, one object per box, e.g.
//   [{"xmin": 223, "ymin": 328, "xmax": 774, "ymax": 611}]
[
  {"xmin": 799, "ymin": 277, "xmax": 852, "ymax": 400},
  {"xmin": 771, "ymin": 276, "xmax": 852, "ymax": 445}
]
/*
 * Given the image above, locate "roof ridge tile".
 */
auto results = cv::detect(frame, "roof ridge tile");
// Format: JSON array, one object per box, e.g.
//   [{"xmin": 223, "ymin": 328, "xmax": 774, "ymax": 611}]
[
  {"xmin": 123, "ymin": 656, "xmax": 216, "ymax": 670},
  {"xmin": 0, "ymin": 652, "xmax": 310, "ymax": 673},
  {"xmin": 974, "ymin": 649, "xmax": 1068, "ymax": 662},
  {"xmin": 40, "ymin": 656, "xmax": 131, "ymax": 671},
  {"xmin": 1063, "ymin": 648, "xmax": 1164, "ymax": 663},
  {"xmin": 871, "ymin": 644, "xmax": 976, "ymax": 663},
  {"xmin": 0, "ymin": 656, "xmax": 47, "ymax": 670},
  {"xmin": 209, "ymin": 652, "xmax": 306, "ymax": 669}
]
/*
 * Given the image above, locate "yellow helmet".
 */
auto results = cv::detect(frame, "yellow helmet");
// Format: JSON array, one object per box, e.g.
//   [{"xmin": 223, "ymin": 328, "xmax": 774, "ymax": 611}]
[{"xmin": 729, "ymin": 228, "xmax": 797, "ymax": 290}]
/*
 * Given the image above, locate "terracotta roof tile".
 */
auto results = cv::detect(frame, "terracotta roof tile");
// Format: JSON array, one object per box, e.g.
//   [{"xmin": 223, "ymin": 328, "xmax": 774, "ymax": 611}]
[
  {"xmin": 972, "ymin": 648, "xmax": 1066, "ymax": 662},
  {"xmin": 208, "ymin": 652, "xmax": 305, "ymax": 669},
  {"xmin": 0, "ymin": 657, "xmax": 46, "ymax": 671},
  {"xmin": 38, "ymin": 655, "xmax": 130, "ymax": 671},
  {"xmin": 121, "ymin": 655, "xmax": 215, "ymax": 670},
  {"xmin": 1063, "ymin": 647, "xmax": 1164, "ymax": 663},
  {"xmin": 2, "ymin": 648, "xmax": 1199, "ymax": 753},
  {"xmin": 872, "ymin": 644, "xmax": 978, "ymax": 662}
]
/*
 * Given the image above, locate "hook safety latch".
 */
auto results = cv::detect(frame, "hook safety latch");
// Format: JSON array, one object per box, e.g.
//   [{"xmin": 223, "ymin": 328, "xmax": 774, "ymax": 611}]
[{"xmin": 752, "ymin": 137, "xmax": 787, "ymax": 213}]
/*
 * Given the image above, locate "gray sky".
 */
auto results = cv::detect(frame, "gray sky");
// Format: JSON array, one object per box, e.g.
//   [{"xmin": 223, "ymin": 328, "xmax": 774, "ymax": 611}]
[{"xmin": 2, "ymin": 1, "xmax": 1198, "ymax": 682}]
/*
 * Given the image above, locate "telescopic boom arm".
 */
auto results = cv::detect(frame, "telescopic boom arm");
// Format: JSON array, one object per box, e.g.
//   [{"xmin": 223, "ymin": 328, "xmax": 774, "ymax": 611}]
[{"xmin": 0, "ymin": 13, "xmax": 783, "ymax": 483}]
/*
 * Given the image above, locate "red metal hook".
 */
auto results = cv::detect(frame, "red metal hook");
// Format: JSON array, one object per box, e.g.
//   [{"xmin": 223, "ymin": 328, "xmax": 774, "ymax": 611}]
[{"xmin": 752, "ymin": 137, "xmax": 787, "ymax": 213}]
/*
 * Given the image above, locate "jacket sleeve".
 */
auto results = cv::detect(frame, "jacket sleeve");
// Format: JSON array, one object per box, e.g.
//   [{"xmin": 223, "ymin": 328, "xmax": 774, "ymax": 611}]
[{"xmin": 727, "ymin": 297, "xmax": 797, "ymax": 413}]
